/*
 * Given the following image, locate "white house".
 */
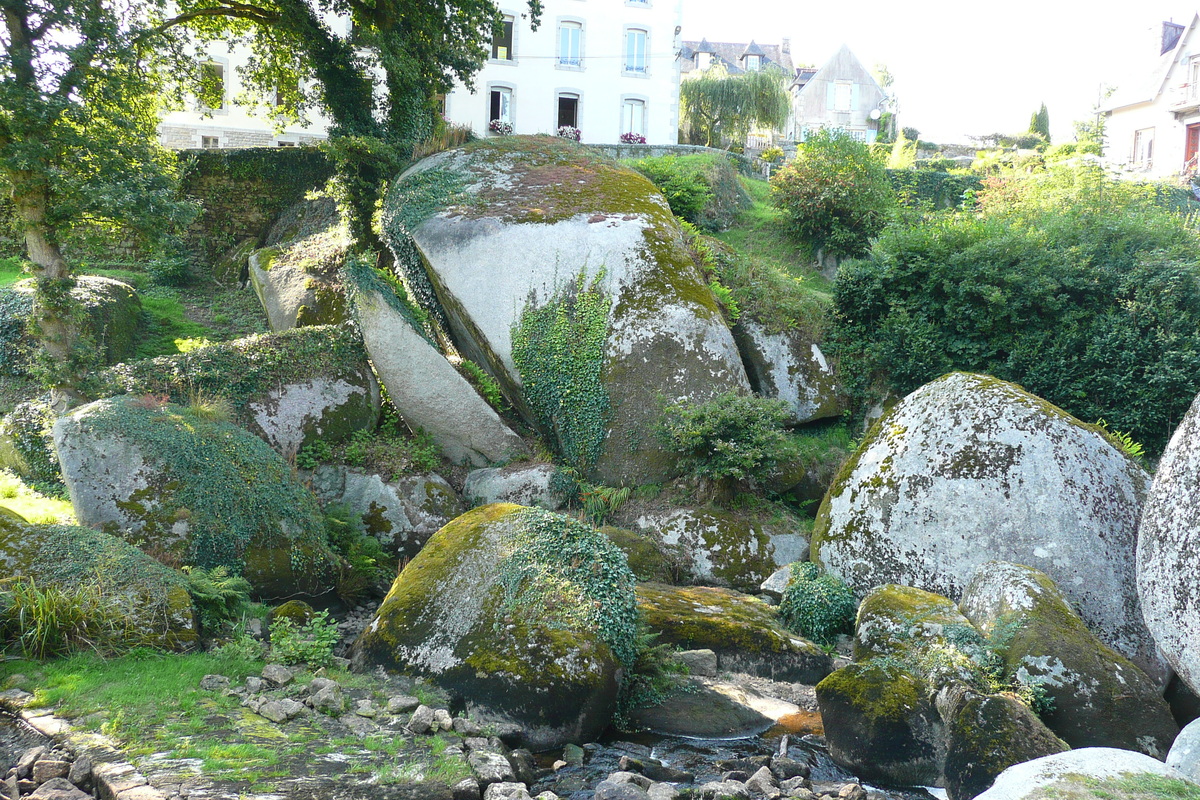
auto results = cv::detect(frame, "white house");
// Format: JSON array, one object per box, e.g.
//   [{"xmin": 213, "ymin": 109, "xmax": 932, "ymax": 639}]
[
  {"xmin": 789, "ymin": 44, "xmax": 886, "ymax": 143},
  {"xmin": 1104, "ymin": 16, "xmax": 1200, "ymax": 179},
  {"xmin": 443, "ymin": 0, "xmax": 684, "ymax": 145}
]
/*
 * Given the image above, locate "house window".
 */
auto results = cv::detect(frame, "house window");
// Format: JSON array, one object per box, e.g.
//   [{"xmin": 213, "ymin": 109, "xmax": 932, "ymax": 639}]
[
  {"xmin": 622, "ymin": 98, "xmax": 646, "ymax": 135},
  {"xmin": 489, "ymin": 86, "xmax": 513, "ymax": 125},
  {"xmin": 201, "ymin": 135, "xmax": 220, "ymax": 149},
  {"xmin": 625, "ymin": 29, "xmax": 648, "ymax": 73},
  {"xmin": 277, "ymin": 140, "xmax": 297, "ymax": 147},
  {"xmin": 1133, "ymin": 127, "xmax": 1155, "ymax": 166},
  {"xmin": 558, "ymin": 93, "xmax": 580, "ymax": 128},
  {"xmin": 834, "ymin": 81, "xmax": 852, "ymax": 112},
  {"xmin": 1191, "ymin": 57, "xmax": 1200, "ymax": 100},
  {"xmin": 274, "ymin": 77, "xmax": 298, "ymax": 108},
  {"xmin": 745, "ymin": 55, "xmax": 761, "ymax": 71},
  {"xmin": 199, "ymin": 62, "xmax": 225, "ymax": 110},
  {"xmin": 492, "ymin": 16, "xmax": 515, "ymax": 60},
  {"xmin": 559, "ymin": 22, "xmax": 582, "ymax": 67}
]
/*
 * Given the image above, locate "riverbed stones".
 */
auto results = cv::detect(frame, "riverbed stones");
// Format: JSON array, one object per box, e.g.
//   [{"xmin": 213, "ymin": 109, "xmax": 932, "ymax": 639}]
[
  {"xmin": 350, "ymin": 503, "xmax": 638, "ymax": 750},
  {"xmin": 386, "ymin": 136, "xmax": 749, "ymax": 485},
  {"xmin": 1138, "ymin": 391, "xmax": 1200, "ymax": 695},
  {"xmin": 811, "ymin": 372, "xmax": 1158, "ymax": 678}
]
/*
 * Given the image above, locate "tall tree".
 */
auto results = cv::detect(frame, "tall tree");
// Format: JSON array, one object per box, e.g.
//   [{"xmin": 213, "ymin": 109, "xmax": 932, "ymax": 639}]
[
  {"xmin": 679, "ymin": 65, "xmax": 790, "ymax": 149},
  {"xmin": 1029, "ymin": 102, "xmax": 1051, "ymax": 143}
]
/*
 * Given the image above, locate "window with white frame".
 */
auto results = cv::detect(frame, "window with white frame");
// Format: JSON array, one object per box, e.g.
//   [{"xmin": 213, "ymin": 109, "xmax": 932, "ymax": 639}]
[
  {"xmin": 625, "ymin": 29, "xmax": 648, "ymax": 73},
  {"xmin": 1133, "ymin": 127, "xmax": 1155, "ymax": 166},
  {"xmin": 492, "ymin": 16, "xmax": 515, "ymax": 60},
  {"xmin": 558, "ymin": 93, "xmax": 580, "ymax": 128},
  {"xmin": 201, "ymin": 135, "xmax": 220, "ymax": 149},
  {"xmin": 833, "ymin": 81, "xmax": 852, "ymax": 112},
  {"xmin": 489, "ymin": 86, "xmax": 513, "ymax": 124},
  {"xmin": 745, "ymin": 55, "xmax": 760, "ymax": 71},
  {"xmin": 198, "ymin": 62, "xmax": 226, "ymax": 110},
  {"xmin": 622, "ymin": 98, "xmax": 646, "ymax": 135},
  {"xmin": 559, "ymin": 21, "xmax": 582, "ymax": 67},
  {"xmin": 1191, "ymin": 57, "xmax": 1200, "ymax": 100}
]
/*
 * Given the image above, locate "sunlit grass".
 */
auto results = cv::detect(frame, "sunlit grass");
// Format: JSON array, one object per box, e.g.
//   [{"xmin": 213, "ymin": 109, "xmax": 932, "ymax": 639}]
[{"xmin": 0, "ymin": 469, "xmax": 74, "ymax": 523}]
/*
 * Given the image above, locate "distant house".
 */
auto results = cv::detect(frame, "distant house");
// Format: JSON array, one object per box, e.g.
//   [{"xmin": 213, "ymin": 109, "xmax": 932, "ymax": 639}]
[
  {"xmin": 442, "ymin": 0, "xmax": 684, "ymax": 145},
  {"xmin": 1104, "ymin": 16, "xmax": 1200, "ymax": 179},
  {"xmin": 677, "ymin": 38, "xmax": 794, "ymax": 147},
  {"xmin": 789, "ymin": 44, "xmax": 886, "ymax": 143}
]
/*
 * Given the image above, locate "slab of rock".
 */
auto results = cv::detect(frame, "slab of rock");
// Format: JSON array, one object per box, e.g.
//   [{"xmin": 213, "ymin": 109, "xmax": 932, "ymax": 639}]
[
  {"xmin": 464, "ymin": 464, "xmax": 570, "ymax": 511},
  {"xmin": 27, "ymin": 778, "xmax": 89, "ymax": 800},
  {"xmin": 345, "ymin": 264, "xmax": 528, "ymax": 466},
  {"xmin": 975, "ymin": 747, "xmax": 1191, "ymax": 800},
  {"xmin": 262, "ymin": 664, "xmax": 294, "ymax": 687},
  {"xmin": 1168, "ymin": 718, "xmax": 1200, "ymax": 782},
  {"xmin": 387, "ymin": 137, "xmax": 749, "ymax": 485},
  {"xmin": 732, "ymin": 320, "xmax": 843, "ymax": 426},
  {"xmin": 632, "ymin": 508, "xmax": 782, "ymax": 593},
  {"xmin": 1138, "ymin": 391, "xmax": 1200, "ymax": 695},
  {"xmin": 629, "ymin": 676, "xmax": 798, "ymax": 738},
  {"xmin": 676, "ymin": 649, "xmax": 718, "ymax": 678},
  {"xmin": 812, "ymin": 372, "xmax": 1159, "ymax": 678},
  {"xmin": 469, "ymin": 751, "xmax": 516, "ymax": 785}
]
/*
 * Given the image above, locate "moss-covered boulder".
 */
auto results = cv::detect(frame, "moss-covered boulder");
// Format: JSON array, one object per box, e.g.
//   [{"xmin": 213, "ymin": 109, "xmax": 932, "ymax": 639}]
[
  {"xmin": 1139, "ymin": 391, "xmax": 1200, "ymax": 696},
  {"xmin": 0, "ymin": 516, "xmax": 198, "ymax": 650},
  {"xmin": 0, "ymin": 398, "xmax": 60, "ymax": 485},
  {"xmin": 732, "ymin": 320, "xmax": 843, "ymax": 426},
  {"xmin": 52, "ymin": 396, "xmax": 337, "ymax": 597},
  {"xmin": 817, "ymin": 661, "xmax": 944, "ymax": 787},
  {"xmin": 812, "ymin": 372, "xmax": 1158, "ymax": 679},
  {"xmin": 248, "ymin": 196, "xmax": 350, "ymax": 330},
  {"xmin": 942, "ymin": 687, "xmax": 1068, "ymax": 800},
  {"xmin": 311, "ymin": 466, "xmax": 462, "ymax": 560},
  {"xmin": 350, "ymin": 504, "xmax": 638, "ymax": 751},
  {"xmin": 853, "ymin": 585, "xmax": 987, "ymax": 684},
  {"xmin": 463, "ymin": 463, "xmax": 571, "ymax": 511},
  {"xmin": 631, "ymin": 507, "xmax": 785, "ymax": 592},
  {"xmin": 636, "ymin": 583, "xmax": 831, "ymax": 683},
  {"xmin": 975, "ymin": 748, "xmax": 1196, "ymax": 800},
  {"xmin": 603, "ymin": 526, "xmax": 683, "ymax": 583},
  {"xmin": 212, "ymin": 237, "xmax": 260, "ymax": 286},
  {"xmin": 344, "ymin": 259, "xmax": 528, "ymax": 467},
  {"xmin": 96, "ymin": 325, "xmax": 379, "ymax": 459},
  {"xmin": 7, "ymin": 276, "xmax": 142, "ymax": 371},
  {"xmin": 385, "ymin": 136, "xmax": 749, "ymax": 485},
  {"xmin": 961, "ymin": 561, "xmax": 1177, "ymax": 757}
]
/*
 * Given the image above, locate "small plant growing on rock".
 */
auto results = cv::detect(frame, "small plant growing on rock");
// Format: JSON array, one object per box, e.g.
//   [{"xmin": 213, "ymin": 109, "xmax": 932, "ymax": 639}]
[
  {"xmin": 296, "ymin": 439, "xmax": 334, "ymax": 470},
  {"xmin": 778, "ymin": 562, "xmax": 857, "ymax": 647},
  {"xmin": 182, "ymin": 565, "xmax": 252, "ymax": 634},
  {"xmin": 270, "ymin": 610, "xmax": 338, "ymax": 667}
]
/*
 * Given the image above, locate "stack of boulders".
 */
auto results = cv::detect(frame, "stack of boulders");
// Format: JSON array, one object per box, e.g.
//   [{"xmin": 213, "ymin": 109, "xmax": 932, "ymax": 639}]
[{"xmin": 4, "ymin": 742, "xmax": 95, "ymax": 800}]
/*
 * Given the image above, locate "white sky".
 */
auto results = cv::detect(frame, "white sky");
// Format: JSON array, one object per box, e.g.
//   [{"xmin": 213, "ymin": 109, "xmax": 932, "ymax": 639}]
[{"xmin": 680, "ymin": 1, "xmax": 1196, "ymax": 144}]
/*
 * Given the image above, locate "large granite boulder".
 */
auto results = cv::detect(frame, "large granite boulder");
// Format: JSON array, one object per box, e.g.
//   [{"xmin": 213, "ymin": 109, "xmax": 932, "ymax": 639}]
[
  {"xmin": 1169, "ymin": 718, "xmax": 1200, "ymax": 782},
  {"xmin": 975, "ymin": 748, "xmax": 1194, "ymax": 800},
  {"xmin": 628, "ymin": 677, "xmax": 800, "ymax": 738},
  {"xmin": 311, "ymin": 466, "xmax": 462, "ymax": 560},
  {"xmin": 248, "ymin": 196, "xmax": 350, "ymax": 330},
  {"xmin": 636, "ymin": 583, "xmax": 831, "ymax": 684},
  {"xmin": 1138, "ymin": 391, "xmax": 1200, "ymax": 695},
  {"xmin": 350, "ymin": 504, "xmax": 638, "ymax": 750},
  {"xmin": 961, "ymin": 561, "xmax": 1177, "ymax": 757},
  {"xmin": 384, "ymin": 135, "xmax": 749, "ymax": 485},
  {"xmin": 0, "ymin": 515, "xmax": 197, "ymax": 650},
  {"xmin": 53, "ymin": 396, "xmax": 337, "ymax": 597},
  {"xmin": 464, "ymin": 463, "xmax": 571, "ymax": 511},
  {"xmin": 98, "ymin": 325, "xmax": 380, "ymax": 459},
  {"xmin": 732, "ymin": 320, "xmax": 843, "ymax": 426},
  {"xmin": 811, "ymin": 372, "xmax": 1158, "ymax": 678},
  {"xmin": 344, "ymin": 259, "xmax": 528, "ymax": 467}
]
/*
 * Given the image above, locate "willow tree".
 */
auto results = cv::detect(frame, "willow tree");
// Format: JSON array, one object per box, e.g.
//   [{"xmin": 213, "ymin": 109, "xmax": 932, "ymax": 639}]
[{"xmin": 679, "ymin": 65, "xmax": 790, "ymax": 148}]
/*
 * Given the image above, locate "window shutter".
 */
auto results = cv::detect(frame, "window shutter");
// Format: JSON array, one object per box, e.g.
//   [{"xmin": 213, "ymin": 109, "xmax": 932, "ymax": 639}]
[
  {"xmin": 851, "ymin": 84, "xmax": 860, "ymax": 112},
  {"xmin": 826, "ymin": 82, "xmax": 836, "ymax": 109}
]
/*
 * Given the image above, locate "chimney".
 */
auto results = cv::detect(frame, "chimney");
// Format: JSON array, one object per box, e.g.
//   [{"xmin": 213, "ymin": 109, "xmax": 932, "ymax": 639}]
[
  {"xmin": 1162, "ymin": 21, "xmax": 1185, "ymax": 55},
  {"xmin": 782, "ymin": 37, "xmax": 791, "ymax": 55}
]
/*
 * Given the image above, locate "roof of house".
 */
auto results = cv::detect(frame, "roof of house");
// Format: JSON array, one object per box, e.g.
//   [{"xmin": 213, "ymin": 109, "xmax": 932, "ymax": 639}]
[
  {"xmin": 791, "ymin": 44, "xmax": 883, "ymax": 96},
  {"xmin": 680, "ymin": 39, "xmax": 794, "ymax": 76},
  {"xmin": 1103, "ymin": 13, "xmax": 1200, "ymax": 113}
]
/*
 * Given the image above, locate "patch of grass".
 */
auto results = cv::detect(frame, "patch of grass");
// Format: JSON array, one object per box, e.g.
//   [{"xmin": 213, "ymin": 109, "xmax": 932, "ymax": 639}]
[
  {"xmin": 0, "ymin": 257, "xmax": 28, "ymax": 288},
  {"xmin": 0, "ymin": 469, "xmax": 74, "ymax": 523},
  {"xmin": 136, "ymin": 294, "xmax": 216, "ymax": 359},
  {"xmin": 79, "ymin": 267, "xmax": 151, "ymax": 290}
]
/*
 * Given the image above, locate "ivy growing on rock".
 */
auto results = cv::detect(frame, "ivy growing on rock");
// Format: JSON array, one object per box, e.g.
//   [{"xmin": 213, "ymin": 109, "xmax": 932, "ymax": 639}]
[
  {"xmin": 512, "ymin": 271, "xmax": 613, "ymax": 473},
  {"xmin": 778, "ymin": 562, "xmax": 856, "ymax": 646}
]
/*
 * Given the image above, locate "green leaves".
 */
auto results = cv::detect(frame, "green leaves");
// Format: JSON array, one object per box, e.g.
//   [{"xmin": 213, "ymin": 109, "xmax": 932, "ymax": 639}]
[{"xmin": 659, "ymin": 391, "xmax": 796, "ymax": 484}]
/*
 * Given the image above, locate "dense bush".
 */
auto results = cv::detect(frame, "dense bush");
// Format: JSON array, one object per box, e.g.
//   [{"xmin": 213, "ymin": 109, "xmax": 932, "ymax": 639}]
[
  {"xmin": 771, "ymin": 129, "xmax": 895, "ymax": 258},
  {"xmin": 626, "ymin": 153, "xmax": 750, "ymax": 231},
  {"xmin": 887, "ymin": 170, "xmax": 982, "ymax": 210},
  {"xmin": 182, "ymin": 565, "xmax": 252, "ymax": 634},
  {"xmin": 833, "ymin": 164, "xmax": 1200, "ymax": 456},
  {"xmin": 779, "ymin": 562, "xmax": 856, "ymax": 646},
  {"xmin": 659, "ymin": 391, "xmax": 797, "ymax": 484},
  {"xmin": 270, "ymin": 610, "xmax": 339, "ymax": 667}
]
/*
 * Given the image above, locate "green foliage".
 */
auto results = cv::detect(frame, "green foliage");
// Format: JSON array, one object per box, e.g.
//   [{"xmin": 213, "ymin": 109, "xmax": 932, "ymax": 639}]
[
  {"xmin": 625, "ymin": 153, "xmax": 750, "ymax": 232},
  {"xmin": 832, "ymin": 163, "xmax": 1200, "ymax": 455},
  {"xmin": 778, "ymin": 562, "xmax": 856, "ymax": 646},
  {"xmin": 0, "ymin": 577, "xmax": 132, "ymax": 658},
  {"xmin": 512, "ymin": 270, "xmax": 612, "ymax": 472},
  {"xmin": 628, "ymin": 156, "xmax": 713, "ymax": 222},
  {"xmin": 182, "ymin": 566, "xmax": 252, "ymax": 634},
  {"xmin": 456, "ymin": 358, "xmax": 507, "ymax": 412},
  {"xmin": 1094, "ymin": 419, "xmax": 1147, "ymax": 463},
  {"xmin": 270, "ymin": 610, "xmax": 339, "ymax": 667},
  {"xmin": 613, "ymin": 625, "xmax": 689, "ymax": 730},
  {"xmin": 324, "ymin": 502, "xmax": 388, "ymax": 604},
  {"xmin": 771, "ymin": 129, "xmax": 895, "ymax": 258},
  {"xmin": 707, "ymin": 279, "xmax": 741, "ymax": 321},
  {"xmin": 296, "ymin": 439, "xmax": 334, "ymax": 470},
  {"xmin": 337, "ymin": 422, "xmax": 441, "ymax": 479},
  {"xmin": 0, "ymin": 289, "xmax": 34, "ymax": 377},
  {"xmin": 680, "ymin": 64, "xmax": 790, "ymax": 148},
  {"xmin": 0, "ymin": 399, "xmax": 62, "ymax": 487},
  {"xmin": 760, "ymin": 146, "xmax": 785, "ymax": 164},
  {"xmin": 887, "ymin": 170, "xmax": 983, "ymax": 211},
  {"xmin": 144, "ymin": 252, "xmax": 193, "ymax": 287},
  {"xmin": 659, "ymin": 391, "xmax": 797, "ymax": 484},
  {"xmin": 497, "ymin": 507, "xmax": 639, "ymax": 667},
  {"xmin": 1028, "ymin": 103, "xmax": 1051, "ymax": 144}
]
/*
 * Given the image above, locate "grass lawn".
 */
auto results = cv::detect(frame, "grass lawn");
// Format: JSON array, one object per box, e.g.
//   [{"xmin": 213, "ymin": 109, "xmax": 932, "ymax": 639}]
[{"xmin": 0, "ymin": 469, "xmax": 74, "ymax": 523}]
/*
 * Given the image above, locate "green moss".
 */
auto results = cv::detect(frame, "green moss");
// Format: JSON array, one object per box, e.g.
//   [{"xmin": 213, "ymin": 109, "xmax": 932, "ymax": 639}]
[
  {"xmin": 637, "ymin": 583, "xmax": 796, "ymax": 655},
  {"xmin": 602, "ymin": 526, "xmax": 680, "ymax": 583},
  {"xmin": 816, "ymin": 660, "xmax": 925, "ymax": 723}
]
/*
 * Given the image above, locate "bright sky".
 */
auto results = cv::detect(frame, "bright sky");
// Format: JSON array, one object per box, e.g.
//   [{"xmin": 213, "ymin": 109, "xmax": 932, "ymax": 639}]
[{"xmin": 681, "ymin": 1, "xmax": 1196, "ymax": 144}]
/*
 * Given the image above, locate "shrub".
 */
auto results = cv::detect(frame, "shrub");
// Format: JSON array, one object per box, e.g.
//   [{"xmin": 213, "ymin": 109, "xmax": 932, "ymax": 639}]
[
  {"xmin": 324, "ymin": 502, "xmax": 388, "ymax": 604},
  {"xmin": 619, "ymin": 132, "xmax": 646, "ymax": 144},
  {"xmin": 0, "ymin": 289, "xmax": 33, "ymax": 377},
  {"xmin": 629, "ymin": 156, "xmax": 714, "ymax": 224},
  {"xmin": 144, "ymin": 253, "xmax": 192, "ymax": 287},
  {"xmin": 778, "ymin": 562, "xmax": 856, "ymax": 647},
  {"xmin": 182, "ymin": 565, "xmax": 252, "ymax": 634},
  {"xmin": 295, "ymin": 438, "xmax": 333, "ymax": 470},
  {"xmin": 627, "ymin": 153, "xmax": 749, "ymax": 231},
  {"xmin": 760, "ymin": 146, "xmax": 785, "ymax": 164},
  {"xmin": 0, "ymin": 399, "xmax": 61, "ymax": 487},
  {"xmin": 659, "ymin": 392, "xmax": 797, "ymax": 484},
  {"xmin": 269, "ymin": 609, "xmax": 338, "ymax": 666},
  {"xmin": 0, "ymin": 577, "xmax": 133, "ymax": 657},
  {"xmin": 770, "ymin": 129, "xmax": 895, "ymax": 258}
]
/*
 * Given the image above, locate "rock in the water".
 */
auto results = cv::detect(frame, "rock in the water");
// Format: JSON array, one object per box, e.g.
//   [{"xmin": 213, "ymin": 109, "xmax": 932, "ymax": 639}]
[
  {"xmin": 350, "ymin": 504, "xmax": 638, "ymax": 750},
  {"xmin": 385, "ymin": 136, "xmax": 749, "ymax": 485},
  {"xmin": 53, "ymin": 396, "xmax": 337, "ymax": 597},
  {"xmin": 248, "ymin": 196, "xmax": 350, "ymax": 330},
  {"xmin": 1168, "ymin": 718, "xmax": 1200, "ymax": 782},
  {"xmin": 312, "ymin": 466, "xmax": 461, "ymax": 559},
  {"xmin": 960, "ymin": 561, "xmax": 1177, "ymax": 756},
  {"xmin": 344, "ymin": 260, "xmax": 528, "ymax": 467},
  {"xmin": 464, "ymin": 464, "xmax": 571, "ymax": 511},
  {"xmin": 732, "ymin": 320, "xmax": 843, "ymax": 426},
  {"xmin": 97, "ymin": 325, "xmax": 380, "ymax": 459},
  {"xmin": 637, "ymin": 583, "xmax": 831, "ymax": 684},
  {"xmin": 811, "ymin": 372, "xmax": 1158, "ymax": 677},
  {"xmin": 0, "ymin": 516, "xmax": 197, "ymax": 649},
  {"xmin": 1138, "ymin": 391, "xmax": 1200, "ymax": 695},
  {"xmin": 975, "ymin": 747, "xmax": 1193, "ymax": 800},
  {"xmin": 632, "ymin": 508, "xmax": 786, "ymax": 593}
]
